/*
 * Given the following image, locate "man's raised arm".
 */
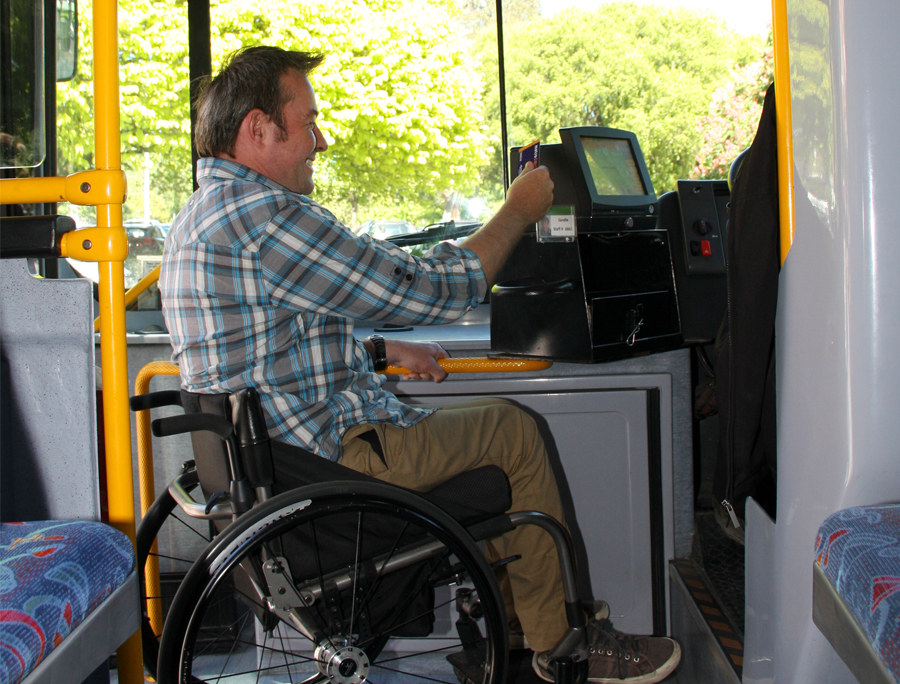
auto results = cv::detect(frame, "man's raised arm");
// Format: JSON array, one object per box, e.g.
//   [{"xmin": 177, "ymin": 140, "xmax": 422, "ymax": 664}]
[{"xmin": 461, "ymin": 161, "xmax": 554, "ymax": 287}]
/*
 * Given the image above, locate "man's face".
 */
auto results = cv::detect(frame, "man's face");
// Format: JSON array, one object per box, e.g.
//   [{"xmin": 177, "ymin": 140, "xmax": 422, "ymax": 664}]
[{"xmin": 265, "ymin": 70, "xmax": 328, "ymax": 195}]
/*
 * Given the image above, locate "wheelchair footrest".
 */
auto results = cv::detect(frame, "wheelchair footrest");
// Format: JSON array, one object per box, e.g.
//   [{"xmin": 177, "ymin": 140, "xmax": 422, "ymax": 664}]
[{"xmin": 447, "ymin": 644, "xmax": 487, "ymax": 684}]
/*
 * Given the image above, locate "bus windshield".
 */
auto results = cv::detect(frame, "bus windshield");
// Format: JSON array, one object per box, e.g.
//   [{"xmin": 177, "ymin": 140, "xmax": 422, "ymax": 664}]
[{"xmin": 53, "ymin": 0, "xmax": 771, "ymax": 293}]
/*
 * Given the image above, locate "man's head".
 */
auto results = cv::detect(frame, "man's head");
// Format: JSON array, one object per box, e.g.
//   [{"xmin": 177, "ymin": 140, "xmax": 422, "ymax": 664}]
[{"xmin": 194, "ymin": 46, "xmax": 329, "ymax": 194}]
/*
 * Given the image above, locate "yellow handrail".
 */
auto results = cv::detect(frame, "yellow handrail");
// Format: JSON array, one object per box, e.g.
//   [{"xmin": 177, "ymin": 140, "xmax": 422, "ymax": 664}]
[
  {"xmin": 772, "ymin": 0, "xmax": 796, "ymax": 265},
  {"xmin": 94, "ymin": 263, "xmax": 161, "ymax": 332},
  {"xmin": 92, "ymin": 0, "xmax": 143, "ymax": 678},
  {"xmin": 134, "ymin": 361, "xmax": 181, "ymax": 638},
  {"xmin": 386, "ymin": 357, "xmax": 552, "ymax": 375}
]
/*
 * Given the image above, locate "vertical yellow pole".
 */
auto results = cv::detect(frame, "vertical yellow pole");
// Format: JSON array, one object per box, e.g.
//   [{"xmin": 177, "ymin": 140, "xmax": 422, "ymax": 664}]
[
  {"xmin": 771, "ymin": 0, "xmax": 796, "ymax": 264},
  {"xmin": 93, "ymin": 0, "xmax": 143, "ymax": 680}
]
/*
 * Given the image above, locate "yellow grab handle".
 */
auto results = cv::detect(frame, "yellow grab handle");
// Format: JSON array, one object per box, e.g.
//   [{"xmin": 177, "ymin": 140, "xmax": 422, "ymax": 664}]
[{"xmin": 385, "ymin": 357, "xmax": 551, "ymax": 375}]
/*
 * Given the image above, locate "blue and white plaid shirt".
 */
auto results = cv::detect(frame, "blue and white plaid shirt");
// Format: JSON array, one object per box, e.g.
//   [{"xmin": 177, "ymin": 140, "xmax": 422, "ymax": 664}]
[{"xmin": 161, "ymin": 158, "xmax": 487, "ymax": 460}]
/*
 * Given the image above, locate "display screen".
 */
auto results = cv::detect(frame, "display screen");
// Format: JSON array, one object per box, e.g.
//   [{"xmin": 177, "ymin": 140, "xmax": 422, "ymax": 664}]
[{"xmin": 580, "ymin": 137, "xmax": 647, "ymax": 196}]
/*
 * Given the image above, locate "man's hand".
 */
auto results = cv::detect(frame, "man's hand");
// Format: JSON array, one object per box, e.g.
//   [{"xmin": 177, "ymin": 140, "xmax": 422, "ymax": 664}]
[
  {"xmin": 505, "ymin": 161, "xmax": 555, "ymax": 226},
  {"xmin": 461, "ymin": 161, "xmax": 554, "ymax": 286},
  {"xmin": 384, "ymin": 339, "xmax": 449, "ymax": 383}
]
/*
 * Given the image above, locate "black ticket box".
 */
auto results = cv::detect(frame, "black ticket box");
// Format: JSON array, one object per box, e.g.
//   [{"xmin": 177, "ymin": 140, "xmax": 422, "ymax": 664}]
[{"xmin": 490, "ymin": 127, "xmax": 682, "ymax": 362}]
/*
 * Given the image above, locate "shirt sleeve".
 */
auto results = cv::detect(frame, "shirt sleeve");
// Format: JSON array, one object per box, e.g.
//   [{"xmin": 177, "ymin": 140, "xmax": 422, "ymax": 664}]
[{"xmin": 258, "ymin": 199, "xmax": 488, "ymax": 325}]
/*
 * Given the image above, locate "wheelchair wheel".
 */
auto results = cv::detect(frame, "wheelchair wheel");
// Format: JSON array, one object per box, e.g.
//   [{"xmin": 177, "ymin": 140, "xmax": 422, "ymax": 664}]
[
  {"xmin": 156, "ymin": 481, "xmax": 508, "ymax": 684},
  {"xmin": 136, "ymin": 465, "xmax": 215, "ymax": 679}
]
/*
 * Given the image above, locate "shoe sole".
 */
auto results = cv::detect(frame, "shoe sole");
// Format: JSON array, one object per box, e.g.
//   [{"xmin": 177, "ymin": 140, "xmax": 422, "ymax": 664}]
[
  {"xmin": 587, "ymin": 640, "xmax": 682, "ymax": 684},
  {"xmin": 532, "ymin": 651, "xmax": 555, "ymax": 683}
]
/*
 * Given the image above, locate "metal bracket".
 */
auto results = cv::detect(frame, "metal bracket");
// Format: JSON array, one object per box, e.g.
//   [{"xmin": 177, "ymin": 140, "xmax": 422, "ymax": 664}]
[
  {"xmin": 60, "ymin": 226, "xmax": 129, "ymax": 262},
  {"xmin": 262, "ymin": 556, "xmax": 319, "ymax": 642},
  {"xmin": 65, "ymin": 169, "xmax": 128, "ymax": 206}
]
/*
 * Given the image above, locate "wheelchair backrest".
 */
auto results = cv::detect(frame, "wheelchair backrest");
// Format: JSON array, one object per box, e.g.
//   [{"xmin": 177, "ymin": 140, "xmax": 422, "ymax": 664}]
[{"xmin": 180, "ymin": 388, "xmax": 276, "ymax": 501}]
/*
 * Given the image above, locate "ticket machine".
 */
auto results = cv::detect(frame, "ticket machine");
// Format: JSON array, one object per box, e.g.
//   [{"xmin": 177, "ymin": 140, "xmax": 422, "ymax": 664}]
[{"xmin": 491, "ymin": 127, "xmax": 683, "ymax": 362}]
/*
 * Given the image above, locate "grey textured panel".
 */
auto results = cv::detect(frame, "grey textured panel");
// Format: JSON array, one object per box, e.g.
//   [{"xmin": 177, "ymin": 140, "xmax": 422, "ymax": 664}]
[
  {"xmin": 24, "ymin": 571, "xmax": 139, "ymax": 684},
  {"xmin": 813, "ymin": 563, "xmax": 894, "ymax": 684},
  {"xmin": 0, "ymin": 260, "xmax": 99, "ymax": 521}
]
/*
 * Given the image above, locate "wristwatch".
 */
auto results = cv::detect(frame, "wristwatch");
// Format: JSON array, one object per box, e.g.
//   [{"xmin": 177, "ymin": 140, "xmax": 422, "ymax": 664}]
[{"xmin": 368, "ymin": 334, "xmax": 387, "ymax": 371}]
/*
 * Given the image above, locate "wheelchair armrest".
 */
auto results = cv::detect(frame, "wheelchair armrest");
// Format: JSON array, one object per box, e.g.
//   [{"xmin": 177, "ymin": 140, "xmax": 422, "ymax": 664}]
[
  {"xmin": 152, "ymin": 413, "xmax": 233, "ymax": 440},
  {"xmin": 130, "ymin": 390, "xmax": 183, "ymax": 412}
]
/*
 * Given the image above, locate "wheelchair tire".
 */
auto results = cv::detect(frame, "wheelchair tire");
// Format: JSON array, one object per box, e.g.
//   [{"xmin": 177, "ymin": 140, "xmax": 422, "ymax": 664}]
[
  {"xmin": 136, "ymin": 466, "xmax": 215, "ymax": 679},
  {"xmin": 156, "ymin": 480, "xmax": 508, "ymax": 684}
]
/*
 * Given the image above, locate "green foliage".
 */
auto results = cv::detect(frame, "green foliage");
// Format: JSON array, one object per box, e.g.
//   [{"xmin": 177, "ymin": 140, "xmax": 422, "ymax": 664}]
[
  {"xmin": 476, "ymin": 1, "xmax": 764, "ymax": 194},
  {"xmin": 57, "ymin": 0, "xmax": 192, "ymax": 223},
  {"xmin": 692, "ymin": 35, "xmax": 773, "ymax": 180},
  {"xmin": 57, "ymin": 0, "xmax": 489, "ymax": 230},
  {"xmin": 55, "ymin": 0, "xmax": 772, "ymax": 239},
  {"xmin": 209, "ymin": 0, "xmax": 490, "ymax": 227}
]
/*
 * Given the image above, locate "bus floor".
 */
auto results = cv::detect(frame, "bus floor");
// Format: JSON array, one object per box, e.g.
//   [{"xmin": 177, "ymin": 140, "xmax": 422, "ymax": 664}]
[
  {"xmin": 106, "ymin": 656, "xmax": 685, "ymax": 684},
  {"xmin": 104, "ymin": 648, "xmax": 686, "ymax": 683}
]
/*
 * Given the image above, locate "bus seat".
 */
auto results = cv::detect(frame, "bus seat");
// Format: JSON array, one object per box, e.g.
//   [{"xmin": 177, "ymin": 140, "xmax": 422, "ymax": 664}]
[
  {"xmin": 0, "ymin": 252, "xmax": 99, "ymax": 523},
  {"xmin": 0, "ymin": 519, "xmax": 139, "ymax": 684},
  {"xmin": 813, "ymin": 505, "xmax": 900, "ymax": 684},
  {"xmin": 728, "ymin": 146, "xmax": 751, "ymax": 191}
]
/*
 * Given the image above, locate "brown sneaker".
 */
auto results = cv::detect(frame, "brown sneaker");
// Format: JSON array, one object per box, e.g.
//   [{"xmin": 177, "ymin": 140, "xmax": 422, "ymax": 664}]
[{"xmin": 532, "ymin": 618, "xmax": 681, "ymax": 683}]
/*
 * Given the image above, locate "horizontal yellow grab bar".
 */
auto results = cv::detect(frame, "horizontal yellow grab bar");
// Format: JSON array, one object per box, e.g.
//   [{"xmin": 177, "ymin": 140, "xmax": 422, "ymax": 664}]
[
  {"xmin": 385, "ymin": 357, "xmax": 552, "ymax": 375},
  {"xmin": 0, "ymin": 170, "xmax": 126, "ymax": 206}
]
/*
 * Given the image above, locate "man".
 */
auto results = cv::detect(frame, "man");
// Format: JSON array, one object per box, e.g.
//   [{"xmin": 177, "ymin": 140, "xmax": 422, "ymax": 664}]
[{"xmin": 160, "ymin": 45, "xmax": 680, "ymax": 683}]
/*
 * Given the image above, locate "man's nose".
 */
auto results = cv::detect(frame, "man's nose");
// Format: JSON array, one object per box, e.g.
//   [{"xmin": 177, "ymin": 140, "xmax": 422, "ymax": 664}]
[{"xmin": 315, "ymin": 125, "xmax": 328, "ymax": 152}]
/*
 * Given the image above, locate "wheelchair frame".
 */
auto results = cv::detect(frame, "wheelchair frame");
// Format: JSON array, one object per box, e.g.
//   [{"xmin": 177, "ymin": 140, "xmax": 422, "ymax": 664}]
[{"xmin": 131, "ymin": 387, "xmax": 591, "ymax": 684}]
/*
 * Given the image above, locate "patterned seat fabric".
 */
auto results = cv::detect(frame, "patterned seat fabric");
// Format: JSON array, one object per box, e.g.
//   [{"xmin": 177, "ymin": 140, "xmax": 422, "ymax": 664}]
[
  {"xmin": 815, "ymin": 504, "xmax": 900, "ymax": 680},
  {"xmin": 0, "ymin": 520, "xmax": 135, "ymax": 684}
]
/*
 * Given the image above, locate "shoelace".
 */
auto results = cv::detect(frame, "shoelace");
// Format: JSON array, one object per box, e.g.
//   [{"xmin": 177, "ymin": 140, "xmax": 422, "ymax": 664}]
[{"xmin": 589, "ymin": 619, "xmax": 642, "ymax": 679}]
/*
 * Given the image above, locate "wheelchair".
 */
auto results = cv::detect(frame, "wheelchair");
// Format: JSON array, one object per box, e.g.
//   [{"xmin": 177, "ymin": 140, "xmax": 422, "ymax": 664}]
[{"xmin": 132, "ymin": 387, "xmax": 592, "ymax": 684}]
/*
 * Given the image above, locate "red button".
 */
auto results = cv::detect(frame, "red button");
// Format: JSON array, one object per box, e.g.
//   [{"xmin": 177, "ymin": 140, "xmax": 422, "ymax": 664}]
[{"xmin": 701, "ymin": 240, "xmax": 712, "ymax": 257}]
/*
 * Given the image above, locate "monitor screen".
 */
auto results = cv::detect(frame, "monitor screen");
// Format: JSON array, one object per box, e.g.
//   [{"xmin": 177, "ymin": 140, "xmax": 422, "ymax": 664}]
[{"xmin": 580, "ymin": 136, "xmax": 647, "ymax": 196}]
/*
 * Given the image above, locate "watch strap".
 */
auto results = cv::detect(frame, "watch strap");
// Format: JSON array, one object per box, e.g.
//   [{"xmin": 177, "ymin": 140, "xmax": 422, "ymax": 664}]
[{"xmin": 368, "ymin": 335, "xmax": 387, "ymax": 371}]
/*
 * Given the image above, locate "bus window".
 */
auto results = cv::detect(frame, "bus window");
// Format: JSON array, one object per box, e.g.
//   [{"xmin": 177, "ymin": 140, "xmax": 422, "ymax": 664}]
[
  {"xmin": 1, "ymin": 0, "xmax": 45, "ymax": 171},
  {"xmin": 53, "ymin": 0, "xmax": 771, "ymax": 313},
  {"xmin": 56, "ymin": 0, "xmax": 77, "ymax": 82}
]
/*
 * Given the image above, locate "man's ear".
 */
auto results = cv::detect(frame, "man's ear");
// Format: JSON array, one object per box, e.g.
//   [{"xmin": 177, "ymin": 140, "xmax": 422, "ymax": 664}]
[{"xmin": 240, "ymin": 108, "xmax": 270, "ymax": 147}]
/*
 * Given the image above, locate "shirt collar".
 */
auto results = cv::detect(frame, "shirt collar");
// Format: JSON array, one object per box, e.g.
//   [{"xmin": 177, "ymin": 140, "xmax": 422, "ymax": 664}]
[{"xmin": 196, "ymin": 157, "xmax": 293, "ymax": 194}]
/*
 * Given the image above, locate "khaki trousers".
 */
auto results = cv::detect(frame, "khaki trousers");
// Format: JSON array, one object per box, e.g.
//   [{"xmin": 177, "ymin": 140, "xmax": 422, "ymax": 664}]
[{"xmin": 341, "ymin": 397, "xmax": 569, "ymax": 651}]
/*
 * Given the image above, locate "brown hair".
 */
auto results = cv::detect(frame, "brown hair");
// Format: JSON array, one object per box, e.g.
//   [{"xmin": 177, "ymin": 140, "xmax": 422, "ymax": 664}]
[{"xmin": 193, "ymin": 46, "xmax": 324, "ymax": 158}]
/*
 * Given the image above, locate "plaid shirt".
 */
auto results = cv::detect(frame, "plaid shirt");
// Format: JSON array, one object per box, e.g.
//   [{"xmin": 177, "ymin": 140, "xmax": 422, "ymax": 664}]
[{"xmin": 161, "ymin": 158, "xmax": 487, "ymax": 460}]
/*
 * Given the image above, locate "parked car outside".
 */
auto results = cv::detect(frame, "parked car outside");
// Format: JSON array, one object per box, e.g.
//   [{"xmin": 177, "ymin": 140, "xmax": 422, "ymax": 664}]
[
  {"xmin": 125, "ymin": 219, "xmax": 166, "ymax": 255},
  {"xmin": 358, "ymin": 220, "xmax": 417, "ymax": 240}
]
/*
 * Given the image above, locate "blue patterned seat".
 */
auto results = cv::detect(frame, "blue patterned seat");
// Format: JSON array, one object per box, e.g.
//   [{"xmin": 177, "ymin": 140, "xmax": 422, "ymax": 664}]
[
  {"xmin": 814, "ymin": 504, "xmax": 900, "ymax": 684},
  {"xmin": 0, "ymin": 520, "xmax": 137, "ymax": 684}
]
